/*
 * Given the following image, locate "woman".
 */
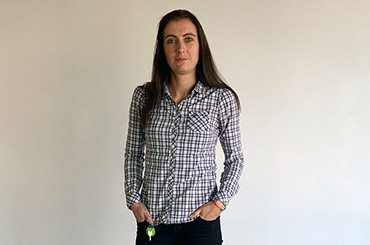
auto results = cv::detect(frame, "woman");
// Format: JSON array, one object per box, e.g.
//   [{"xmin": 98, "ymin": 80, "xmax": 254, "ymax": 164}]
[{"xmin": 124, "ymin": 9, "xmax": 244, "ymax": 244}]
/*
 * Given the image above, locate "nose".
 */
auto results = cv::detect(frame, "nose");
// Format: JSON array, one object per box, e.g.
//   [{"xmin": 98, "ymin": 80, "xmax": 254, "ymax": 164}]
[{"xmin": 176, "ymin": 41, "xmax": 186, "ymax": 54}]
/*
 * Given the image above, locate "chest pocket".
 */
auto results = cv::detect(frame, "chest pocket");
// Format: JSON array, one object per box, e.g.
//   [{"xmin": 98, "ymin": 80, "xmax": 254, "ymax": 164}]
[{"xmin": 187, "ymin": 110, "xmax": 209, "ymax": 132}]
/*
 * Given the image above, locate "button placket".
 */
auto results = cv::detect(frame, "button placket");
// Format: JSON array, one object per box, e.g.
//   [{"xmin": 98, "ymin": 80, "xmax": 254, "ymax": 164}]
[{"xmin": 165, "ymin": 107, "xmax": 180, "ymax": 221}]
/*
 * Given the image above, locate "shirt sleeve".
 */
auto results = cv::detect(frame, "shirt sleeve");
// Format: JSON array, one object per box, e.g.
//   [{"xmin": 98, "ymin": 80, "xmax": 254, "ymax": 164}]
[
  {"xmin": 214, "ymin": 88, "xmax": 244, "ymax": 207},
  {"xmin": 124, "ymin": 86, "xmax": 146, "ymax": 209}
]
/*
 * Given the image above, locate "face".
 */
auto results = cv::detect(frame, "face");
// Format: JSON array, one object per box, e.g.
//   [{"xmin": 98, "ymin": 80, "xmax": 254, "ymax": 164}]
[{"xmin": 163, "ymin": 19, "xmax": 199, "ymax": 78}]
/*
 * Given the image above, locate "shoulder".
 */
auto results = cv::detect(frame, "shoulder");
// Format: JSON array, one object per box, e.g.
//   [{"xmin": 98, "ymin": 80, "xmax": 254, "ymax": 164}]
[
  {"xmin": 130, "ymin": 83, "xmax": 150, "ymax": 109},
  {"xmin": 133, "ymin": 83, "xmax": 148, "ymax": 95},
  {"xmin": 200, "ymin": 83, "xmax": 236, "ymax": 105},
  {"xmin": 216, "ymin": 87, "xmax": 239, "ymax": 116},
  {"xmin": 216, "ymin": 87, "xmax": 236, "ymax": 103},
  {"xmin": 132, "ymin": 83, "xmax": 149, "ymax": 99}
]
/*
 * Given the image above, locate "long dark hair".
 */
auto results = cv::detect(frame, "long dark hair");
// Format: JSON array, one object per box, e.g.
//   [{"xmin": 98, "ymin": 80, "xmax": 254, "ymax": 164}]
[{"xmin": 141, "ymin": 9, "xmax": 241, "ymax": 127}]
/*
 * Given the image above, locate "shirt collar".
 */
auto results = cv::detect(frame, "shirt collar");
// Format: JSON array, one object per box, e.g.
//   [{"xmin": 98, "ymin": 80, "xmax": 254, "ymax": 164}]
[
  {"xmin": 163, "ymin": 82, "xmax": 170, "ymax": 96},
  {"xmin": 193, "ymin": 80, "xmax": 205, "ymax": 94}
]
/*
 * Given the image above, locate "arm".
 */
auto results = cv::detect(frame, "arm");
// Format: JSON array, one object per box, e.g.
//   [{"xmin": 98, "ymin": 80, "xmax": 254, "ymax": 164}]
[
  {"xmin": 124, "ymin": 86, "xmax": 145, "ymax": 208},
  {"xmin": 124, "ymin": 86, "xmax": 153, "ymax": 224},
  {"xmin": 214, "ymin": 88, "xmax": 244, "ymax": 207}
]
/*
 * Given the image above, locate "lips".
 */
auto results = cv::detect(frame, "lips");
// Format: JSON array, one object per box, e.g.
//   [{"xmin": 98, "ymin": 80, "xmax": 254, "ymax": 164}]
[{"xmin": 175, "ymin": 57, "xmax": 188, "ymax": 61}]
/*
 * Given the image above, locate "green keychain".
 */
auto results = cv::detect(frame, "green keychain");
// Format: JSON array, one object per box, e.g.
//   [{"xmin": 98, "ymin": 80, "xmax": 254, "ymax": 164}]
[{"xmin": 146, "ymin": 225, "xmax": 156, "ymax": 241}]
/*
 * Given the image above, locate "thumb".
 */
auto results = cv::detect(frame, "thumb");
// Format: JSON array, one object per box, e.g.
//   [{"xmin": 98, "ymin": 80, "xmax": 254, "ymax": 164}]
[{"xmin": 189, "ymin": 208, "xmax": 202, "ymax": 218}]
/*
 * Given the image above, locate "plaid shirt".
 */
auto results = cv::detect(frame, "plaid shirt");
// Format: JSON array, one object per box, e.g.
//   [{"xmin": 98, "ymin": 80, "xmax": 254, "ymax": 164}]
[{"xmin": 124, "ymin": 81, "xmax": 244, "ymax": 225}]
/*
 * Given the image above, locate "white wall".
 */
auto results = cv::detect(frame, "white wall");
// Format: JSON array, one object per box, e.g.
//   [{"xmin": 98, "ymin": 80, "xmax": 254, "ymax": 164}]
[{"xmin": 1, "ymin": 0, "xmax": 369, "ymax": 244}]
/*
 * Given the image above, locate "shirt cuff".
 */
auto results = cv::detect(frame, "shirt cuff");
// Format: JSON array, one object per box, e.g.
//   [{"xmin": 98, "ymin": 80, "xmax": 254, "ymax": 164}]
[
  {"xmin": 126, "ymin": 195, "xmax": 141, "ymax": 210},
  {"xmin": 213, "ymin": 192, "xmax": 230, "ymax": 208}
]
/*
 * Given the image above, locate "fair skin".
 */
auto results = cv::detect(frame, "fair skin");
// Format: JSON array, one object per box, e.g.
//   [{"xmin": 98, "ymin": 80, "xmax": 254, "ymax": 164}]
[
  {"xmin": 131, "ymin": 18, "xmax": 225, "ymax": 223},
  {"xmin": 163, "ymin": 18, "xmax": 199, "ymax": 104}
]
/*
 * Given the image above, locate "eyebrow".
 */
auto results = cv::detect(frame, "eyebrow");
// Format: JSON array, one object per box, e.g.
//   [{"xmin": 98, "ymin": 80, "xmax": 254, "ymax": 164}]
[{"xmin": 164, "ymin": 33, "xmax": 197, "ymax": 39}]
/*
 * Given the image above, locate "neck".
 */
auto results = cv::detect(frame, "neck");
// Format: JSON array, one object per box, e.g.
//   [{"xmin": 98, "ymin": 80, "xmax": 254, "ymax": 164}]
[{"xmin": 167, "ymin": 73, "xmax": 197, "ymax": 104}]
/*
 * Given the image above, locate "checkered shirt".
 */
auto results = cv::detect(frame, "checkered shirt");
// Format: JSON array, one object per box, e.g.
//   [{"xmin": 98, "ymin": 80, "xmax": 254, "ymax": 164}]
[{"xmin": 124, "ymin": 81, "xmax": 244, "ymax": 225}]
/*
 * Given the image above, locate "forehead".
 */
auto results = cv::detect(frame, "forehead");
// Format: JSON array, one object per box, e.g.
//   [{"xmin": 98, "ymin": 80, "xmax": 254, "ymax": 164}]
[{"xmin": 163, "ymin": 19, "xmax": 198, "ymax": 36}]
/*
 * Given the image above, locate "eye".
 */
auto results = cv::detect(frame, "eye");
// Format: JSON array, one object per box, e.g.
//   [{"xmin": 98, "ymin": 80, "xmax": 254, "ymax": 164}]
[
  {"xmin": 167, "ymin": 39, "xmax": 176, "ymax": 44},
  {"xmin": 185, "ymin": 37, "xmax": 193, "ymax": 42}
]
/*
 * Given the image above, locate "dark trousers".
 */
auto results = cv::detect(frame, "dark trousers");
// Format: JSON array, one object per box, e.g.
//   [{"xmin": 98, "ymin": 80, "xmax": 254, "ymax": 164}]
[{"xmin": 136, "ymin": 217, "xmax": 223, "ymax": 245}]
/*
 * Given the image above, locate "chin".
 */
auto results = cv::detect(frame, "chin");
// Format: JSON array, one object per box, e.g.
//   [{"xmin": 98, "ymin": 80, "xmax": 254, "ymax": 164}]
[{"xmin": 174, "ymin": 67, "xmax": 196, "ymax": 74}]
